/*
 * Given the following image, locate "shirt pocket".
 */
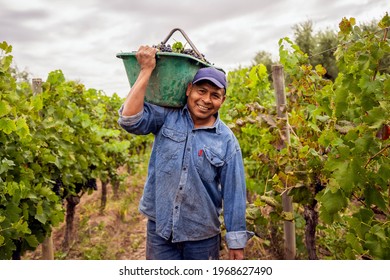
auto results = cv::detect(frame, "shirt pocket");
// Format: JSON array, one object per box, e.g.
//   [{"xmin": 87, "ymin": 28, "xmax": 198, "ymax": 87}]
[
  {"xmin": 196, "ymin": 147, "xmax": 224, "ymax": 183},
  {"xmin": 157, "ymin": 127, "xmax": 186, "ymax": 174}
]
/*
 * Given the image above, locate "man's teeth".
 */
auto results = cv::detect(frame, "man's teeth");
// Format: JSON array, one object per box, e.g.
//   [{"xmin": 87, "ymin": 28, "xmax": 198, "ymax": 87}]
[{"xmin": 198, "ymin": 105, "xmax": 208, "ymax": 110}]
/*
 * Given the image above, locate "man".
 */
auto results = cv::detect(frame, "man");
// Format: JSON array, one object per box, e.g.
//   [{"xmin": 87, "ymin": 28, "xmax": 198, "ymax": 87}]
[{"xmin": 118, "ymin": 45, "xmax": 253, "ymax": 260}]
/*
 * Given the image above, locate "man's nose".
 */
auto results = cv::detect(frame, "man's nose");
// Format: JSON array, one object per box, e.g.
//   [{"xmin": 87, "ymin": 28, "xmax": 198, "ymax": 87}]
[{"xmin": 202, "ymin": 93, "xmax": 212, "ymax": 103}]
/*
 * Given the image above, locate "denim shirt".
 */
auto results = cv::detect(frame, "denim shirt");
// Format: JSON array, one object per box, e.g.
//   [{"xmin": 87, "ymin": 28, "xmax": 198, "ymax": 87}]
[{"xmin": 118, "ymin": 102, "xmax": 253, "ymax": 249}]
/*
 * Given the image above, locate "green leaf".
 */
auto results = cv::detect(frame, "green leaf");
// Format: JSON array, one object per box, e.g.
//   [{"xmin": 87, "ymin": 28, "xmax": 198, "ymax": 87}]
[
  {"xmin": 25, "ymin": 235, "xmax": 39, "ymax": 247},
  {"xmin": 281, "ymin": 211, "xmax": 294, "ymax": 221},
  {"xmin": 0, "ymin": 158, "xmax": 15, "ymax": 175},
  {"xmin": 30, "ymin": 94, "xmax": 43, "ymax": 111},
  {"xmin": 15, "ymin": 118, "xmax": 30, "ymax": 138},
  {"xmin": 1, "ymin": 54, "xmax": 13, "ymax": 71},
  {"xmin": 345, "ymin": 232, "xmax": 363, "ymax": 254},
  {"xmin": 21, "ymin": 202, "xmax": 29, "ymax": 220},
  {"xmin": 334, "ymin": 88, "xmax": 349, "ymax": 117},
  {"xmin": 348, "ymin": 217, "xmax": 364, "ymax": 238},
  {"xmin": 172, "ymin": 41, "xmax": 184, "ymax": 53},
  {"xmin": 378, "ymin": 162, "xmax": 390, "ymax": 182},
  {"xmin": 0, "ymin": 118, "xmax": 17, "ymax": 134},
  {"xmin": 77, "ymin": 154, "xmax": 88, "ymax": 170},
  {"xmin": 348, "ymin": 209, "xmax": 372, "ymax": 239},
  {"xmin": 356, "ymin": 207, "xmax": 374, "ymax": 222},
  {"xmin": 369, "ymin": 224, "xmax": 388, "ymax": 242},
  {"xmin": 364, "ymin": 106, "xmax": 388, "ymax": 128},
  {"xmin": 378, "ymin": 12, "xmax": 390, "ymax": 29},
  {"xmin": 35, "ymin": 202, "xmax": 47, "ymax": 224},
  {"xmin": 12, "ymin": 219, "xmax": 31, "ymax": 234},
  {"xmin": 364, "ymin": 233, "xmax": 386, "ymax": 259},
  {"xmin": 318, "ymin": 189, "xmax": 347, "ymax": 214},
  {"xmin": 0, "ymin": 100, "xmax": 11, "ymax": 117},
  {"xmin": 46, "ymin": 69, "xmax": 65, "ymax": 85},
  {"xmin": 318, "ymin": 207, "xmax": 336, "ymax": 224},
  {"xmin": 318, "ymin": 129, "xmax": 343, "ymax": 147},
  {"xmin": 364, "ymin": 185, "xmax": 387, "ymax": 212},
  {"xmin": 0, "ymin": 41, "xmax": 12, "ymax": 53}
]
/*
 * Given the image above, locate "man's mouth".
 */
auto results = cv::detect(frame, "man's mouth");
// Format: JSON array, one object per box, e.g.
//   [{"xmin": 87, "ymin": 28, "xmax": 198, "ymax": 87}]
[{"xmin": 197, "ymin": 104, "xmax": 210, "ymax": 112}]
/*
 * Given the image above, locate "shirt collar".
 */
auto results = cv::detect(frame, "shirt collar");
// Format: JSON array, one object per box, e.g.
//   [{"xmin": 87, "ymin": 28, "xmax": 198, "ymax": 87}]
[{"xmin": 181, "ymin": 105, "xmax": 222, "ymax": 134}]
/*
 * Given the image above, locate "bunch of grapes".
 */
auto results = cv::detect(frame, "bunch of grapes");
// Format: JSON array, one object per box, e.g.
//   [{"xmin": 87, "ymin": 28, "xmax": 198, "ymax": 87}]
[
  {"xmin": 53, "ymin": 178, "xmax": 63, "ymax": 197},
  {"xmin": 152, "ymin": 42, "xmax": 210, "ymax": 64},
  {"xmin": 52, "ymin": 177, "xmax": 97, "ymax": 200},
  {"xmin": 152, "ymin": 42, "xmax": 173, "ymax": 52}
]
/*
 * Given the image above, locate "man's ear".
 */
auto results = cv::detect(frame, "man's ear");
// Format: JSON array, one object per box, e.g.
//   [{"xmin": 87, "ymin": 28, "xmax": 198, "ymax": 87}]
[
  {"xmin": 221, "ymin": 94, "xmax": 226, "ymax": 104},
  {"xmin": 186, "ymin": 83, "xmax": 192, "ymax": 97}
]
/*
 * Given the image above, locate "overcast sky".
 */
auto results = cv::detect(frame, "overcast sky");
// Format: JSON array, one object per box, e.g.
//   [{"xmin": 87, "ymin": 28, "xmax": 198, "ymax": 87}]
[{"xmin": 1, "ymin": 0, "xmax": 388, "ymax": 97}]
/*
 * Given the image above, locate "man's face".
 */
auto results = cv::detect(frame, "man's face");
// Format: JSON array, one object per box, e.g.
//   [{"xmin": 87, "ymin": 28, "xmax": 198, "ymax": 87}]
[{"xmin": 186, "ymin": 81, "xmax": 226, "ymax": 128}]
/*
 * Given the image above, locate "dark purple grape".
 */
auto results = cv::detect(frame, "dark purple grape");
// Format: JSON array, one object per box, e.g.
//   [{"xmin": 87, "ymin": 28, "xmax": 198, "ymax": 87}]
[{"xmin": 152, "ymin": 42, "xmax": 210, "ymax": 64}]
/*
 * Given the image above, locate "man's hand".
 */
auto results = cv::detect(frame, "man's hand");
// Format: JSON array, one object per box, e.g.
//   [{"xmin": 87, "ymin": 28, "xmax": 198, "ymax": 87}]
[
  {"xmin": 229, "ymin": 249, "xmax": 244, "ymax": 260},
  {"xmin": 136, "ymin": 45, "xmax": 158, "ymax": 71}
]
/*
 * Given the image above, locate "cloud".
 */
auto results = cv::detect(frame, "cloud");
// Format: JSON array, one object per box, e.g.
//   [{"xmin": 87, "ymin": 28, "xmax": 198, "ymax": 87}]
[
  {"xmin": 1, "ymin": 0, "xmax": 388, "ymax": 97},
  {"xmin": 0, "ymin": 8, "xmax": 50, "ymax": 42}
]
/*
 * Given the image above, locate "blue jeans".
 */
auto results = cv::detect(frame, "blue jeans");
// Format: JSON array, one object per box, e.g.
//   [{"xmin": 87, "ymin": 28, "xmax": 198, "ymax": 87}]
[{"xmin": 146, "ymin": 220, "xmax": 220, "ymax": 260}]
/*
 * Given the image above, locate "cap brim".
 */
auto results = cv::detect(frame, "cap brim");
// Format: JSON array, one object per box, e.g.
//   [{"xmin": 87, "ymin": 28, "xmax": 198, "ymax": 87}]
[{"xmin": 192, "ymin": 77, "xmax": 224, "ymax": 89}]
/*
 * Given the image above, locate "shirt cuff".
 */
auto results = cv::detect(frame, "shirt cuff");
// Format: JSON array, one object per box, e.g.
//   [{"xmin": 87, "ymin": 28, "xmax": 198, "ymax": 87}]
[
  {"xmin": 118, "ymin": 105, "xmax": 143, "ymax": 126},
  {"xmin": 225, "ymin": 230, "xmax": 255, "ymax": 249}
]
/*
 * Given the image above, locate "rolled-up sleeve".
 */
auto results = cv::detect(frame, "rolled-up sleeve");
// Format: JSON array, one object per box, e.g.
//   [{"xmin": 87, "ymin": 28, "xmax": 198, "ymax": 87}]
[
  {"xmin": 225, "ymin": 231, "xmax": 255, "ymax": 249},
  {"xmin": 117, "ymin": 102, "xmax": 166, "ymax": 135},
  {"xmin": 118, "ymin": 105, "xmax": 144, "ymax": 126}
]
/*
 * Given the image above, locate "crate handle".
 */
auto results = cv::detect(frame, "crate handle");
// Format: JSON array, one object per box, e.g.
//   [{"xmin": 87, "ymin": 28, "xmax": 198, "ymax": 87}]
[{"xmin": 161, "ymin": 28, "xmax": 205, "ymax": 61}]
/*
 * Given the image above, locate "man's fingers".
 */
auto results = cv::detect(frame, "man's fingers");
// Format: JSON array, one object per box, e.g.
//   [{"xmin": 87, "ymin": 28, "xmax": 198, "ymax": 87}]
[{"xmin": 138, "ymin": 45, "xmax": 158, "ymax": 54}]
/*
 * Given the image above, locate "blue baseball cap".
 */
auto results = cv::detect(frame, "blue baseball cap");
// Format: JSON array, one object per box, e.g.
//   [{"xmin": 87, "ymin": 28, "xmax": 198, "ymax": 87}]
[{"xmin": 192, "ymin": 67, "xmax": 227, "ymax": 89}]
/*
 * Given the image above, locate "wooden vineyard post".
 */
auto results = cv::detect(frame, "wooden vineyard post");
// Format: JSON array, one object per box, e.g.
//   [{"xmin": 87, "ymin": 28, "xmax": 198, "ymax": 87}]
[
  {"xmin": 271, "ymin": 65, "xmax": 296, "ymax": 259},
  {"xmin": 32, "ymin": 78, "xmax": 42, "ymax": 95},
  {"xmin": 32, "ymin": 78, "xmax": 55, "ymax": 260},
  {"xmin": 41, "ymin": 237, "xmax": 54, "ymax": 260}
]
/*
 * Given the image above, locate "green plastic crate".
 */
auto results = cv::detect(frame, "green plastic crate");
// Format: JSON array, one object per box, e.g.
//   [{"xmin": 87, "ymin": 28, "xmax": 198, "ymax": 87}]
[{"xmin": 116, "ymin": 51, "xmax": 218, "ymax": 107}]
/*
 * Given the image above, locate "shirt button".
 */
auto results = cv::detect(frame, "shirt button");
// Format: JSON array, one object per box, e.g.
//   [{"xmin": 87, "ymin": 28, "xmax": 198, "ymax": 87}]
[
  {"xmin": 175, "ymin": 206, "xmax": 179, "ymax": 209},
  {"xmin": 183, "ymin": 167, "xmax": 187, "ymax": 171},
  {"xmin": 179, "ymin": 187, "xmax": 183, "ymax": 190}
]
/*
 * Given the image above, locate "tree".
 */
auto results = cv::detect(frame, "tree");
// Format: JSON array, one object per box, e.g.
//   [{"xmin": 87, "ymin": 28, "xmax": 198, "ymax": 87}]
[
  {"xmin": 311, "ymin": 29, "xmax": 338, "ymax": 80},
  {"xmin": 293, "ymin": 20, "xmax": 316, "ymax": 57}
]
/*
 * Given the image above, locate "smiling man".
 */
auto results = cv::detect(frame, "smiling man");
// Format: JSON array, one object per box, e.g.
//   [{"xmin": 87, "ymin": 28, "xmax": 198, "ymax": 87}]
[
  {"xmin": 118, "ymin": 45, "xmax": 253, "ymax": 260},
  {"xmin": 185, "ymin": 67, "xmax": 226, "ymax": 128}
]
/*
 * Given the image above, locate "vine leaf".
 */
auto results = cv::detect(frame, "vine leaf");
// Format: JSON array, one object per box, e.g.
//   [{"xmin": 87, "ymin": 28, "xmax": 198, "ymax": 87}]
[
  {"xmin": 0, "ymin": 118, "xmax": 16, "ymax": 134},
  {"xmin": 0, "ymin": 100, "xmax": 11, "ymax": 117},
  {"xmin": 364, "ymin": 185, "xmax": 387, "ymax": 212},
  {"xmin": 378, "ymin": 12, "xmax": 390, "ymax": 28},
  {"xmin": 321, "ymin": 190, "xmax": 347, "ymax": 213}
]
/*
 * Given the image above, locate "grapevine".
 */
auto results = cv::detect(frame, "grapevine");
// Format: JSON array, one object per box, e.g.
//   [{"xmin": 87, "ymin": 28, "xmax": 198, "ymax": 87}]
[
  {"xmin": 221, "ymin": 13, "xmax": 390, "ymax": 260},
  {"xmin": 0, "ymin": 41, "xmax": 153, "ymax": 258}
]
